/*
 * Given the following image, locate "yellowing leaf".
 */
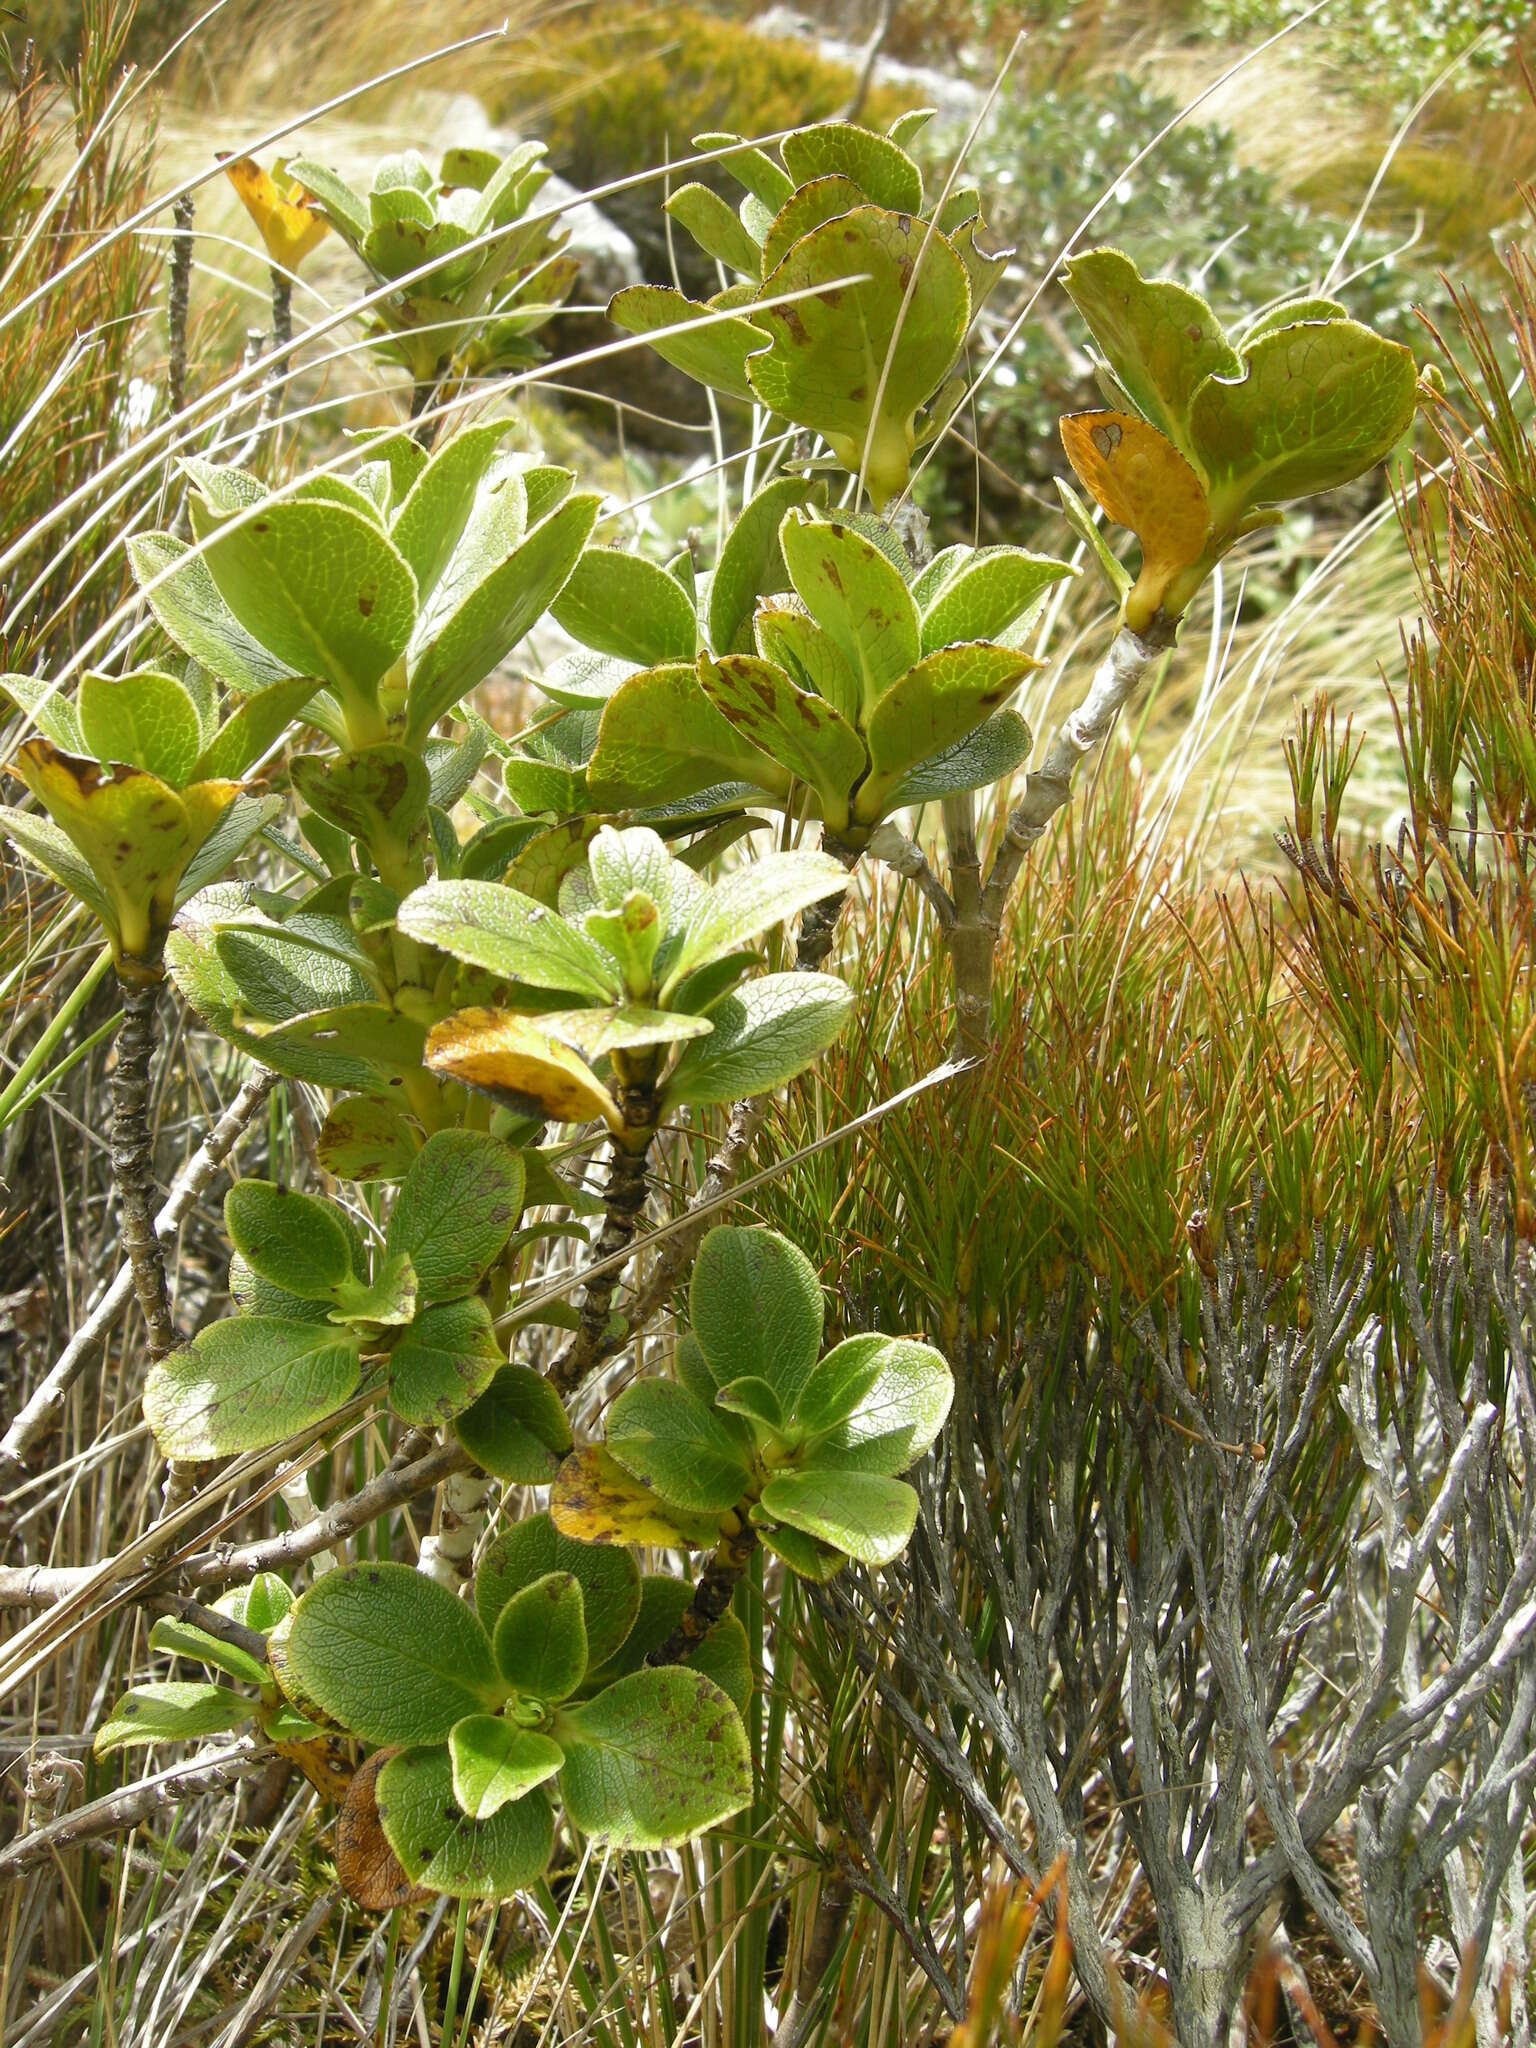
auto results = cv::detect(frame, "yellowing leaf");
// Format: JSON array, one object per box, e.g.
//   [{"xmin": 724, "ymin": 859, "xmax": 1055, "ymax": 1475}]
[
  {"xmin": 1060, "ymin": 410, "xmax": 1210, "ymax": 628},
  {"xmin": 222, "ymin": 154, "xmax": 331, "ymax": 270},
  {"xmin": 425, "ymin": 1007, "xmax": 621, "ymax": 1130},
  {"xmin": 549, "ymin": 1445, "xmax": 722, "ymax": 1549}
]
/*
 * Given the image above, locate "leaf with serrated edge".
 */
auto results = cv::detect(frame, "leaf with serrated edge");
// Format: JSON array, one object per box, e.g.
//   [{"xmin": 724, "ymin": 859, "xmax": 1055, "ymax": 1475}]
[
  {"xmin": 779, "ymin": 122, "xmax": 922, "ymax": 213},
  {"xmin": 1061, "ymin": 247, "xmax": 1240, "ymax": 457},
  {"xmin": 1188, "ymin": 318, "xmax": 1418, "ymax": 523},
  {"xmin": 889, "ymin": 708, "xmax": 1031, "ymax": 806},
  {"xmin": 78, "ymin": 668, "xmax": 202, "ymax": 786},
  {"xmin": 748, "ymin": 210, "xmax": 969, "ymax": 502},
  {"xmin": 857, "ymin": 643, "xmax": 1036, "ymax": 820}
]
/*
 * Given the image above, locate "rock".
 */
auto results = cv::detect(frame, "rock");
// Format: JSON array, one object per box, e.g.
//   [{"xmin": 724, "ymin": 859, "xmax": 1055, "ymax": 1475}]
[{"xmin": 749, "ymin": 7, "xmax": 985, "ymax": 127}]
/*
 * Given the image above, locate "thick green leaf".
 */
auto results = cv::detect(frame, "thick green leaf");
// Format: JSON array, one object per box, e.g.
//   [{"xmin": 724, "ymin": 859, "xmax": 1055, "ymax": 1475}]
[
  {"xmin": 535, "ymin": 649, "xmax": 639, "ymax": 711},
  {"xmin": 607, "ymin": 283, "xmax": 768, "ymax": 405},
  {"xmin": 385, "ymin": 1129, "xmax": 527, "ymax": 1301},
  {"xmin": 538, "ymin": 1005, "xmax": 712, "ymax": 1059},
  {"xmin": 919, "ymin": 548, "xmax": 1074, "ymax": 653},
  {"xmin": 191, "ymin": 674, "xmax": 324, "ymax": 781},
  {"xmin": 94, "ymin": 1682, "xmax": 252, "ymax": 1758},
  {"xmin": 888, "ymin": 708, "xmax": 1031, "ymax": 806},
  {"xmin": 290, "ymin": 744, "xmax": 429, "ymax": 850},
  {"xmin": 398, "ymin": 879, "xmax": 621, "ymax": 1000},
  {"xmin": 659, "ymin": 848, "xmax": 850, "ymax": 997},
  {"xmin": 752, "ymin": 607, "xmax": 862, "ymax": 726},
  {"xmin": 556, "ymin": 1668, "xmax": 751, "ymax": 1847},
  {"xmin": 216, "ymin": 1572, "xmax": 292, "ymax": 1632},
  {"xmin": 1239, "ymin": 294, "xmax": 1349, "ymax": 345},
  {"xmin": 230, "ymin": 1253, "xmax": 332, "ymax": 1323},
  {"xmin": 476, "ymin": 1512, "xmax": 640, "ymax": 1665},
  {"xmin": 388, "ymin": 1295, "xmax": 504, "ymax": 1425},
  {"xmin": 707, "ymin": 476, "xmax": 818, "ymax": 656},
  {"xmin": 1053, "ymin": 474, "xmax": 1134, "ymax": 605},
  {"xmin": 493, "ymin": 1571, "xmax": 588, "ymax": 1701},
  {"xmin": 288, "ymin": 156, "xmax": 369, "ymax": 241},
  {"xmin": 143, "ymin": 1317, "xmax": 361, "ymax": 1457},
  {"xmin": 606, "ymin": 1379, "xmax": 755, "ymax": 1514},
  {"xmin": 754, "ymin": 1514, "xmax": 845, "ymax": 1581},
  {"xmin": 757, "ymin": 1468, "xmax": 917, "ymax": 1565},
  {"xmin": 665, "ymin": 181, "xmax": 761, "ymax": 275},
  {"xmin": 858, "ymin": 643, "xmax": 1035, "ymax": 817},
  {"xmin": 126, "ymin": 533, "xmax": 296, "ymax": 697},
  {"xmin": 697, "ymin": 655, "xmax": 865, "ymax": 827},
  {"xmin": 224, "ymin": 1180, "xmax": 354, "ymax": 1300},
  {"xmin": 194, "ymin": 496, "xmax": 418, "ymax": 713},
  {"xmin": 749, "ymin": 210, "xmax": 969, "ymax": 501},
  {"xmin": 1189, "ymin": 318, "xmax": 1418, "ymax": 521},
  {"xmin": 760, "ymin": 174, "xmax": 864, "ymax": 277},
  {"xmin": 2, "ymin": 669, "xmax": 85, "ymax": 752},
  {"xmin": 248, "ymin": 1000, "xmax": 427, "ymax": 1077},
  {"xmin": 404, "ymin": 494, "xmax": 600, "ymax": 741},
  {"xmin": 780, "ymin": 511, "xmax": 919, "ymax": 715},
  {"xmin": 389, "ymin": 422, "xmax": 516, "ymax": 598},
  {"xmin": 795, "ymin": 1334, "xmax": 953, "ymax": 1473},
  {"xmin": 580, "ymin": 1576, "xmax": 752, "ymax": 1714},
  {"xmin": 689, "ymin": 1225, "xmax": 823, "ymax": 1414},
  {"xmin": 551, "ymin": 548, "xmax": 699, "ymax": 668},
  {"xmin": 663, "ymin": 971, "xmax": 853, "ymax": 1109},
  {"xmin": 148, "ymin": 1616, "xmax": 268, "ymax": 1687},
  {"xmin": 1061, "ymin": 247, "xmax": 1240, "ymax": 456},
  {"xmin": 77, "ymin": 668, "xmax": 201, "ymax": 786},
  {"xmin": 280, "ymin": 1563, "xmax": 501, "ymax": 1744},
  {"xmin": 455, "ymin": 1364, "xmax": 573, "ymax": 1482},
  {"xmin": 448, "ymin": 1716, "xmax": 563, "ymax": 1819},
  {"xmin": 377, "ymin": 1746, "xmax": 554, "ymax": 1898},
  {"xmin": 780, "ymin": 121, "xmax": 923, "ymax": 213},
  {"xmin": 587, "ymin": 662, "xmax": 790, "ymax": 809},
  {"xmin": 695, "ymin": 130, "xmax": 794, "ymax": 210},
  {"xmin": 317, "ymin": 1097, "xmax": 420, "ymax": 1181}
]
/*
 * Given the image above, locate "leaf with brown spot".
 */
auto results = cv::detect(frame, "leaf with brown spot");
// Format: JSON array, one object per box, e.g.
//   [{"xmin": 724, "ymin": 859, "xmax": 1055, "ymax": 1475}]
[
  {"xmin": 425, "ymin": 1008, "xmax": 621, "ymax": 1130},
  {"xmin": 1060, "ymin": 410, "xmax": 1211, "ymax": 625},
  {"xmin": 273, "ymin": 1728, "xmax": 357, "ymax": 1805},
  {"xmin": 337, "ymin": 1750, "xmax": 430, "ymax": 1909},
  {"xmin": 550, "ymin": 1446, "xmax": 722, "ymax": 1550},
  {"xmin": 697, "ymin": 653, "xmax": 865, "ymax": 830},
  {"xmin": 856, "ymin": 642, "xmax": 1037, "ymax": 823}
]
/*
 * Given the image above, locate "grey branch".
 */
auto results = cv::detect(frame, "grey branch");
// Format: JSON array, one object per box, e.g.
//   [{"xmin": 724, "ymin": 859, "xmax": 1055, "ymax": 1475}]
[
  {"xmin": 0, "ymin": 1069, "xmax": 275, "ymax": 1492},
  {"xmin": 0, "ymin": 1742, "xmax": 259, "ymax": 1887}
]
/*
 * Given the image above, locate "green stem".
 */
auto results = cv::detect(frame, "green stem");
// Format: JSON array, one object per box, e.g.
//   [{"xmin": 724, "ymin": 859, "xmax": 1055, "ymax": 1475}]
[
  {"xmin": 0, "ymin": 945, "xmax": 112, "ymax": 1130},
  {"xmin": 441, "ymin": 1894, "xmax": 469, "ymax": 2045},
  {"xmin": 377, "ymin": 1904, "xmax": 402, "ymax": 2047}
]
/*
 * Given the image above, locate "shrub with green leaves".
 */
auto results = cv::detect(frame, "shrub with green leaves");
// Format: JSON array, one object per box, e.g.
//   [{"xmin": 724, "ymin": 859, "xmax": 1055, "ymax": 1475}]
[
  {"xmin": 289, "ymin": 141, "xmax": 579, "ymax": 398},
  {"xmin": 554, "ymin": 1226, "xmax": 954, "ymax": 1580},
  {"xmin": 0, "ymin": 104, "xmax": 1430, "ymax": 1977}
]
